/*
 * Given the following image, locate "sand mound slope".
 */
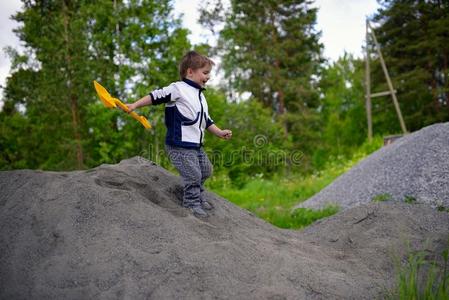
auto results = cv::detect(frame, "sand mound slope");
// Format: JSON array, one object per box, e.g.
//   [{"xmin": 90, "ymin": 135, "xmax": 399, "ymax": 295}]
[
  {"xmin": 295, "ymin": 122, "xmax": 449, "ymax": 211},
  {"xmin": 1, "ymin": 157, "xmax": 448, "ymax": 299}
]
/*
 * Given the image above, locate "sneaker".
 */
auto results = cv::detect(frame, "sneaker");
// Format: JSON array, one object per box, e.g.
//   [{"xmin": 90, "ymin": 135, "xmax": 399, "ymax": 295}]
[
  {"xmin": 201, "ymin": 200, "xmax": 214, "ymax": 211},
  {"xmin": 190, "ymin": 206, "xmax": 209, "ymax": 218}
]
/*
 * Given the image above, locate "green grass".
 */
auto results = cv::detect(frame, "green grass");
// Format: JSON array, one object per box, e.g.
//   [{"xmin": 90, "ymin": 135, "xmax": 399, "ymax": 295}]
[
  {"xmin": 437, "ymin": 206, "xmax": 449, "ymax": 213},
  {"xmin": 386, "ymin": 247, "xmax": 449, "ymax": 300},
  {"xmin": 207, "ymin": 140, "xmax": 382, "ymax": 229},
  {"xmin": 207, "ymin": 174, "xmax": 343, "ymax": 229},
  {"xmin": 372, "ymin": 193, "xmax": 393, "ymax": 202},
  {"xmin": 404, "ymin": 195, "xmax": 417, "ymax": 204}
]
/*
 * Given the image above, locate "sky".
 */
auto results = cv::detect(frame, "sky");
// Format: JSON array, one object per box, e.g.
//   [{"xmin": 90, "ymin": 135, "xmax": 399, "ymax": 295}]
[
  {"xmin": 0, "ymin": 0, "xmax": 380, "ymax": 105},
  {"xmin": 173, "ymin": 0, "xmax": 380, "ymax": 59}
]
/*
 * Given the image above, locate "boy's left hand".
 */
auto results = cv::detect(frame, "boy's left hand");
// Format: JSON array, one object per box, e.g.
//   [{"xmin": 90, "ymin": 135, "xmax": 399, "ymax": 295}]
[{"xmin": 220, "ymin": 129, "xmax": 232, "ymax": 140}]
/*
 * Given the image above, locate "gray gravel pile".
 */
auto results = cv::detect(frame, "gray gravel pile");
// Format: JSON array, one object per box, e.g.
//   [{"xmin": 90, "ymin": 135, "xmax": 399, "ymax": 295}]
[
  {"xmin": 295, "ymin": 122, "xmax": 449, "ymax": 211},
  {"xmin": 1, "ymin": 157, "xmax": 448, "ymax": 299}
]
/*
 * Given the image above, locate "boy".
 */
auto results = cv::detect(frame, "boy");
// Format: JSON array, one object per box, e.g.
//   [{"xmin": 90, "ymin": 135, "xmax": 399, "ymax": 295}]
[{"xmin": 126, "ymin": 51, "xmax": 232, "ymax": 218}]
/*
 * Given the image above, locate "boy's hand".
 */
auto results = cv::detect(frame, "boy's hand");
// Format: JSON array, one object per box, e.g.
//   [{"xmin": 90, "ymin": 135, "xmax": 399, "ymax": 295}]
[
  {"xmin": 207, "ymin": 124, "xmax": 232, "ymax": 140},
  {"xmin": 123, "ymin": 103, "xmax": 136, "ymax": 113},
  {"xmin": 219, "ymin": 129, "xmax": 232, "ymax": 140}
]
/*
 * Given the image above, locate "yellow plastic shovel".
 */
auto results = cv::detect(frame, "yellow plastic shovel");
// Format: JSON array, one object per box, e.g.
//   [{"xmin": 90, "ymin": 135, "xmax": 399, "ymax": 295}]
[{"xmin": 93, "ymin": 80, "xmax": 151, "ymax": 129}]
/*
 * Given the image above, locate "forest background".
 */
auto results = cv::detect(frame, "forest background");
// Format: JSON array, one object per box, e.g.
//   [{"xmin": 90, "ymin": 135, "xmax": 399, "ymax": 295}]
[{"xmin": 1, "ymin": 0, "xmax": 448, "ymax": 228}]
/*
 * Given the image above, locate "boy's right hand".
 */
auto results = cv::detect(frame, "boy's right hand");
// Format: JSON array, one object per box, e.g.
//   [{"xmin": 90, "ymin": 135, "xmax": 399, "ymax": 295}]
[{"xmin": 124, "ymin": 103, "xmax": 136, "ymax": 113}]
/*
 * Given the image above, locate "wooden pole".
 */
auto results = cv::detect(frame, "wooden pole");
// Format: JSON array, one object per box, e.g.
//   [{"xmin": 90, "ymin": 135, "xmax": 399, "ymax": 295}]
[
  {"xmin": 368, "ymin": 21, "xmax": 408, "ymax": 134},
  {"xmin": 371, "ymin": 90, "xmax": 396, "ymax": 98},
  {"xmin": 365, "ymin": 19, "xmax": 372, "ymax": 142}
]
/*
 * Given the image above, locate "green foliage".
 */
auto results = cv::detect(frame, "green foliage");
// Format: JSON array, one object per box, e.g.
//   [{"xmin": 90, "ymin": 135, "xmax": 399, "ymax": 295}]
[
  {"xmin": 0, "ymin": 111, "xmax": 32, "ymax": 170},
  {"xmin": 371, "ymin": 1, "xmax": 449, "ymax": 134},
  {"xmin": 285, "ymin": 206, "xmax": 339, "ymax": 229},
  {"xmin": 208, "ymin": 140, "xmax": 381, "ymax": 229},
  {"xmin": 404, "ymin": 195, "xmax": 417, "ymax": 204},
  {"xmin": 200, "ymin": 0, "xmax": 324, "ymax": 169},
  {"xmin": 387, "ymin": 246, "xmax": 449, "ymax": 300},
  {"xmin": 0, "ymin": 0, "xmax": 190, "ymax": 170},
  {"xmin": 372, "ymin": 193, "xmax": 393, "ymax": 202},
  {"xmin": 204, "ymin": 88, "xmax": 290, "ymax": 186},
  {"xmin": 216, "ymin": 0, "xmax": 323, "ymax": 108},
  {"xmin": 437, "ymin": 206, "xmax": 449, "ymax": 213},
  {"xmin": 3, "ymin": 0, "xmax": 442, "ymax": 177},
  {"xmin": 208, "ymin": 174, "xmax": 340, "ymax": 229},
  {"xmin": 371, "ymin": 194, "xmax": 420, "ymax": 205},
  {"xmin": 315, "ymin": 54, "xmax": 367, "ymax": 168}
]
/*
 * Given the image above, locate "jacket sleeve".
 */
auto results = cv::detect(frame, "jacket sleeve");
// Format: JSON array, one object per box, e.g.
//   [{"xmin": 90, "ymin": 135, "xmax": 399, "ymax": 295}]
[
  {"xmin": 149, "ymin": 83, "xmax": 180, "ymax": 105},
  {"xmin": 205, "ymin": 113, "xmax": 214, "ymax": 128}
]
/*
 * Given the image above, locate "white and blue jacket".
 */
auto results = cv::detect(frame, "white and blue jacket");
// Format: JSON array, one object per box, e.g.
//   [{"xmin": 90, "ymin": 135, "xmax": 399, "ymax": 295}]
[{"xmin": 150, "ymin": 78, "xmax": 214, "ymax": 149}]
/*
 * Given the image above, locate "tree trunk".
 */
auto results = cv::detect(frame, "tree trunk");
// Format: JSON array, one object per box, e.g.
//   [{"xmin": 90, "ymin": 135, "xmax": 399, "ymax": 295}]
[
  {"xmin": 428, "ymin": 62, "xmax": 440, "ymax": 117},
  {"xmin": 444, "ymin": 52, "xmax": 448, "ymax": 114},
  {"xmin": 276, "ymin": 77, "xmax": 288, "ymax": 138},
  {"xmin": 269, "ymin": 9, "xmax": 289, "ymax": 138},
  {"xmin": 63, "ymin": 0, "xmax": 84, "ymax": 169}
]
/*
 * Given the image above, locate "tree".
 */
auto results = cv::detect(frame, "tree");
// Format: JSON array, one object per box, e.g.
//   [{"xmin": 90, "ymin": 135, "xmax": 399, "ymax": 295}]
[
  {"xmin": 1, "ymin": 0, "xmax": 190, "ymax": 170},
  {"xmin": 203, "ymin": 88, "xmax": 290, "ymax": 186},
  {"xmin": 200, "ymin": 0, "xmax": 323, "ymax": 170},
  {"xmin": 4, "ymin": 0, "xmax": 92, "ymax": 169},
  {"xmin": 370, "ymin": 0, "xmax": 449, "ymax": 133},
  {"xmin": 314, "ymin": 54, "xmax": 366, "ymax": 168},
  {"xmin": 85, "ymin": 0, "xmax": 190, "ymax": 168}
]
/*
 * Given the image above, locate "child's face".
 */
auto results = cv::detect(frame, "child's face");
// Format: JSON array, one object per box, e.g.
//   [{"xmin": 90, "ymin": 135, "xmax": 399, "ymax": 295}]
[{"xmin": 186, "ymin": 65, "xmax": 212, "ymax": 88}]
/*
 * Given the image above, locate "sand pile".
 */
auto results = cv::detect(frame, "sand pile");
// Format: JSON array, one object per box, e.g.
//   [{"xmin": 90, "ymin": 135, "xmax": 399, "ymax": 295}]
[
  {"xmin": 1, "ymin": 157, "xmax": 448, "ymax": 299},
  {"xmin": 295, "ymin": 122, "xmax": 449, "ymax": 211}
]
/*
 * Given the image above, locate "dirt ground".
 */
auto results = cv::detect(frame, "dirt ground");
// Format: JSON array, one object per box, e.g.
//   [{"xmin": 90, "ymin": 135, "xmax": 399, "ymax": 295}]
[{"xmin": 1, "ymin": 157, "xmax": 448, "ymax": 299}]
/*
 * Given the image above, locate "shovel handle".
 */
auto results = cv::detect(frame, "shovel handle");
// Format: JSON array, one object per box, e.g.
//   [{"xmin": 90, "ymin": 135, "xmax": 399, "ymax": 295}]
[
  {"xmin": 113, "ymin": 97, "xmax": 152, "ymax": 129},
  {"xmin": 114, "ymin": 99, "xmax": 130, "ymax": 113},
  {"xmin": 129, "ymin": 111, "xmax": 141, "ymax": 120},
  {"xmin": 130, "ymin": 112, "xmax": 152, "ymax": 129},
  {"xmin": 115, "ymin": 100, "xmax": 151, "ymax": 129}
]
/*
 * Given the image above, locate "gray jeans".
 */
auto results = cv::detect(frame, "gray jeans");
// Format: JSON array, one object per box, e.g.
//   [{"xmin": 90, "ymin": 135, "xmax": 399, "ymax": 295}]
[{"xmin": 165, "ymin": 144, "xmax": 213, "ymax": 207}]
